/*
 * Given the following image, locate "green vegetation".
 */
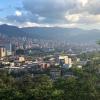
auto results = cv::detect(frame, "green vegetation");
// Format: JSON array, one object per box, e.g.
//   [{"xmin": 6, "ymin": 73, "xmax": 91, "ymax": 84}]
[{"xmin": 0, "ymin": 66, "xmax": 99, "ymax": 100}]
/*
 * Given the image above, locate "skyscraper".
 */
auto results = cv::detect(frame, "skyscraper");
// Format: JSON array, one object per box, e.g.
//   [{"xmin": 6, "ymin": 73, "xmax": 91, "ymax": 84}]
[
  {"xmin": 4, "ymin": 43, "xmax": 12, "ymax": 56},
  {"xmin": 0, "ymin": 46, "xmax": 6, "ymax": 57}
]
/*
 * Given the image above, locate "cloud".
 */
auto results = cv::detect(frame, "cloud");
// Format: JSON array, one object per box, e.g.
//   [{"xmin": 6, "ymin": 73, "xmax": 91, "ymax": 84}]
[
  {"xmin": 65, "ymin": 12, "xmax": 100, "ymax": 24},
  {"xmin": 1, "ymin": 0, "xmax": 100, "ymax": 29},
  {"xmin": 15, "ymin": 10, "xmax": 22, "ymax": 16},
  {"xmin": 22, "ymin": 0, "xmax": 100, "ymax": 24},
  {"xmin": 38, "ymin": 16, "xmax": 45, "ymax": 22},
  {"xmin": 6, "ymin": 11, "xmax": 47, "ymax": 24},
  {"xmin": 65, "ymin": 14, "xmax": 81, "ymax": 22},
  {"xmin": 78, "ymin": 13, "xmax": 100, "ymax": 24},
  {"xmin": 84, "ymin": 0, "xmax": 100, "ymax": 15},
  {"xmin": 77, "ymin": 0, "xmax": 88, "ymax": 7},
  {"xmin": 18, "ymin": 21, "xmax": 78, "ymax": 28},
  {"xmin": 22, "ymin": 0, "xmax": 77, "ymax": 23}
]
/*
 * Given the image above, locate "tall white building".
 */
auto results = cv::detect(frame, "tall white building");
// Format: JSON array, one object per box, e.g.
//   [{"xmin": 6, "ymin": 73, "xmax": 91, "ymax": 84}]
[
  {"xmin": 59, "ymin": 56, "xmax": 72, "ymax": 68},
  {"xmin": 0, "ymin": 47, "xmax": 6, "ymax": 57}
]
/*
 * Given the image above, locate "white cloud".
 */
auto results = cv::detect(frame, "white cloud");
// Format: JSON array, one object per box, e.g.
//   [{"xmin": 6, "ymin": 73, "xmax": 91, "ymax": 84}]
[
  {"xmin": 84, "ymin": 14, "xmax": 100, "ymax": 23},
  {"xmin": 19, "ymin": 22, "xmax": 51, "ymax": 28},
  {"xmin": 77, "ymin": 0, "xmax": 88, "ymax": 7},
  {"xmin": 18, "ymin": 21, "xmax": 79, "ymax": 28},
  {"xmin": 65, "ymin": 14, "xmax": 81, "ymax": 22},
  {"xmin": 19, "ymin": 22, "xmax": 40, "ymax": 27},
  {"xmin": 38, "ymin": 16, "xmax": 45, "ymax": 22},
  {"xmin": 0, "ymin": 21, "xmax": 3, "ymax": 25},
  {"xmin": 15, "ymin": 10, "xmax": 22, "ymax": 16},
  {"xmin": 65, "ymin": 12, "xmax": 100, "ymax": 24}
]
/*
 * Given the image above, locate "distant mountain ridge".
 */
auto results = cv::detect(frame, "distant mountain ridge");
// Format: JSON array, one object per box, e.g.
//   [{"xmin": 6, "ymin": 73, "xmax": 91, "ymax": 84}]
[
  {"xmin": 0, "ymin": 24, "xmax": 27, "ymax": 37},
  {"xmin": 0, "ymin": 24, "xmax": 100, "ymax": 43}
]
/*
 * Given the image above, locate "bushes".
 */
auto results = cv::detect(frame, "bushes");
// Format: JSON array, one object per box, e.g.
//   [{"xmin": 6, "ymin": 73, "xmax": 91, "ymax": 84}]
[{"xmin": 0, "ymin": 70, "xmax": 99, "ymax": 100}]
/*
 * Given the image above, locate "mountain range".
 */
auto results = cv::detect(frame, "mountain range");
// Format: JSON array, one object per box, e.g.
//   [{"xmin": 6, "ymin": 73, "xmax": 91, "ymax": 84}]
[{"xmin": 0, "ymin": 24, "xmax": 100, "ymax": 43}]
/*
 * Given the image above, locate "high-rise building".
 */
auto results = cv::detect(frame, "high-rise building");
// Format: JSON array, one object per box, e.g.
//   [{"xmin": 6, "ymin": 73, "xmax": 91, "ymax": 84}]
[
  {"xmin": 59, "ymin": 56, "xmax": 72, "ymax": 68},
  {"xmin": 0, "ymin": 46, "xmax": 6, "ymax": 57},
  {"xmin": 4, "ymin": 43, "xmax": 12, "ymax": 56},
  {"xmin": 59, "ymin": 56, "xmax": 69, "ymax": 64}
]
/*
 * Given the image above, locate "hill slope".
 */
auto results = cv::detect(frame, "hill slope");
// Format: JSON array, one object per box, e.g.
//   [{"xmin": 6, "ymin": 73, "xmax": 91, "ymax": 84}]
[
  {"xmin": 0, "ymin": 24, "xmax": 100, "ymax": 43},
  {"xmin": 22, "ymin": 27, "xmax": 100, "ymax": 42},
  {"xmin": 0, "ymin": 24, "xmax": 27, "ymax": 37}
]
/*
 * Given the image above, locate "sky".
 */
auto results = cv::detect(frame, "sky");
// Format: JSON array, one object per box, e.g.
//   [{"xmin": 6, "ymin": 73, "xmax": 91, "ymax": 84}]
[{"xmin": 0, "ymin": 0, "xmax": 100, "ymax": 29}]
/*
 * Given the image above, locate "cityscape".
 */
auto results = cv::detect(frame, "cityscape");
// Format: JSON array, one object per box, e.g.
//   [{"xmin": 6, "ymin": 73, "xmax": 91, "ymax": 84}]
[{"xmin": 0, "ymin": 0, "xmax": 100, "ymax": 100}]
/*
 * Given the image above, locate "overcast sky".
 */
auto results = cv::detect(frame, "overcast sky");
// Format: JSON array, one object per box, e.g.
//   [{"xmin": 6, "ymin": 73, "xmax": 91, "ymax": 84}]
[{"xmin": 0, "ymin": 0, "xmax": 100, "ymax": 29}]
